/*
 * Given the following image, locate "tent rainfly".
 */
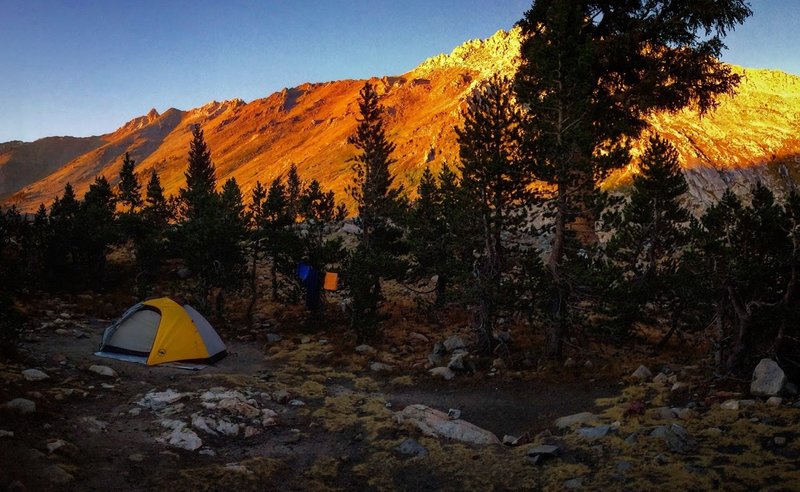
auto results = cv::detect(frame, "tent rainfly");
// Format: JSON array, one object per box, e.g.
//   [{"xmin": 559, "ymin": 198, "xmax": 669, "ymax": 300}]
[{"xmin": 98, "ymin": 297, "xmax": 226, "ymax": 365}]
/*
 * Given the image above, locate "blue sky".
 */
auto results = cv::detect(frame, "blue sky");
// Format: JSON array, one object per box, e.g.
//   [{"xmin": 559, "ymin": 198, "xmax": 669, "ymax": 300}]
[{"xmin": 0, "ymin": 0, "xmax": 795, "ymax": 142}]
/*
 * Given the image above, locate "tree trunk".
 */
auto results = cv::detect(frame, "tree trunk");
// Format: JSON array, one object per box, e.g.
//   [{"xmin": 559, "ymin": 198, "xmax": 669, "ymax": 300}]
[
  {"xmin": 546, "ymin": 181, "xmax": 567, "ymax": 359},
  {"xmin": 245, "ymin": 250, "xmax": 258, "ymax": 328}
]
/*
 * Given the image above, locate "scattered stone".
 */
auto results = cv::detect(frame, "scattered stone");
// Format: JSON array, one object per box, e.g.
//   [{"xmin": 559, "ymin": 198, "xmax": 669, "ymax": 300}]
[
  {"xmin": 215, "ymin": 419, "xmax": 240, "ymax": 436},
  {"xmin": 774, "ymin": 436, "xmax": 787, "ymax": 446},
  {"xmin": 563, "ymin": 357, "xmax": 576, "ymax": 368},
  {"xmin": 447, "ymin": 352, "xmax": 470, "ymax": 372},
  {"xmin": 631, "ymin": 365, "xmax": 652, "ymax": 381},
  {"xmin": 720, "ymin": 400, "xmax": 740, "ymax": 410},
  {"xmin": 527, "ymin": 444, "xmax": 560, "ymax": 465},
  {"xmin": 22, "ymin": 369, "xmax": 49, "ymax": 381},
  {"xmin": 577, "ymin": 425, "xmax": 610, "ymax": 441},
  {"xmin": 555, "ymin": 412, "xmax": 597, "ymax": 429},
  {"xmin": 671, "ymin": 382, "xmax": 690, "ymax": 393},
  {"xmin": 751, "ymin": 359, "xmax": 787, "ymax": 397},
  {"xmin": 46, "ymin": 439, "xmax": 78, "ymax": 456},
  {"xmin": 397, "ymin": 438, "xmax": 428, "ymax": 457},
  {"xmin": 164, "ymin": 425, "xmax": 202, "ymax": 451},
  {"xmin": 355, "ymin": 344, "xmax": 376, "ymax": 354},
  {"xmin": 653, "ymin": 373, "xmax": 669, "ymax": 384},
  {"xmin": 288, "ymin": 399, "xmax": 306, "ymax": 407},
  {"xmin": 370, "ymin": 362, "xmax": 394, "ymax": 372},
  {"xmin": 583, "ymin": 360, "xmax": 593, "ymax": 369},
  {"xmin": 651, "ymin": 407, "xmax": 676, "ymax": 420},
  {"xmin": 700, "ymin": 427, "xmax": 723, "ymax": 438},
  {"xmin": 3, "ymin": 398, "xmax": 36, "ymax": 414},
  {"xmin": 624, "ymin": 433, "xmax": 638, "ymax": 445},
  {"xmin": 428, "ymin": 353, "xmax": 445, "ymax": 366},
  {"xmin": 655, "ymin": 453, "xmax": 669, "ymax": 465},
  {"xmin": 564, "ymin": 478, "xmax": 583, "ymax": 489},
  {"xmin": 667, "ymin": 375, "xmax": 679, "ymax": 385},
  {"xmin": 447, "ymin": 408, "xmax": 461, "ymax": 420},
  {"xmin": 502, "ymin": 435, "xmax": 518, "ymax": 445},
  {"xmin": 44, "ymin": 464, "xmax": 74, "ymax": 484},
  {"xmin": 129, "ymin": 453, "xmax": 145, "ymax": 462},
  {"xmin": 176, "ymin": 267, "xmax": 191, "ymax": 279},
  {"xmin": 674, "ymin": 408, "xmax": 697, "ymax": 421},
  {"xmin": 199, "ymin": 449, "xmax": 216, "ymax": 457},
  {"xmin": 261, "ymin": 409, "xmax": 279, "ymax": 427},
  {"xmin": 396, "ymin": 404, "xmax": 501, "ymax": 445},
  {"xmin": 80, "ymin": 416, "xmax": 108, "ymax": 433},
  {"xmin": 272, "ymin": 389, "xmax": 291, "ymax": 403},
  {"xmin": 88, "ymin": 365, "xmax": 118, "ymax": 378},
  {"xmin": 218, "ymin": 398, "xmax": 261, "ymax": 418},
  {"xmin": 429, "ymin": 367, "xmax": 455, "ymax": 381},
  {"xmin": 767, "ymin": 396, "xmax": 783, "ymax": 407},
  {"xmin": 739, "ymin": 399, "xmax": 757, "ymax": 407},
  {"xmin": 300, "ymin": 336, "xmax": 311, "ymax": 344},
  {"xmin": 224, "ymin": 463, "xmax": 253, "ymax": 475},
  {"xmin": 409, "ymin": 332, "xmax": 429, "ymax": 343},
  {"xmin": 492, "ymin": 358, "xmax": 506, "ymax": 370},
  {"xmin": 443, "ymin": 336, "xmax": 466, "ymax": 352},
  {"xmin": 342, "ymin": 223, "xmax": 362, "ymax": 234},
  {"xmin": 653, "ymin": 423, "xmax": 696, "ymax": 454},
  {"xmin": 0, "ymin": 430, "xmax": 13, "ymax": 438},
  {"xmin": 266, "ymin": 333, "xmax": 282, "ymax": 343}
]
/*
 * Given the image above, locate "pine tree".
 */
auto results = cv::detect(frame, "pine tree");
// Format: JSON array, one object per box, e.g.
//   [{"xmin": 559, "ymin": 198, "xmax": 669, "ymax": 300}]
[
  {"xmin": 606, "ymin": 136, "xmax": 691, "ymax": 344},
  {"xmin": 246, "ymin": 181, "xmax": 268, "ymax": 325},
  {"xmin": 212, "ymin": 177, "xmax": 249, "ymax": 317},
  {"xmin": 143, "ymin": 168, "xmax": 171, "ymax": 228},
  {"xmin": 345, "ymin": 81, "xmax": 406, "ymax": 341},
  {"xmin": 456, "ymin": 75, "xmax": 536, "ymax": 351},
  {"xmin": 46, "ymin": 183, "xmax": 81, "ymax": 287},
  {"xmin": 117, "ymin": 152, "xmax": 142, "ymax": 212},
  {"xmin": 80, "ymin": 175, "xmax": 117, "ymax": 288},
  {"xmin": 286, "ymin": 163, "xmax": 303, "ymax": 223},
  {"xmin": 180, "ymin": 125, "xmax": 217, "ymax": 220},
  {"xmin": 515, "ymin": 0, "xmax": 752, "ymax": 358}
]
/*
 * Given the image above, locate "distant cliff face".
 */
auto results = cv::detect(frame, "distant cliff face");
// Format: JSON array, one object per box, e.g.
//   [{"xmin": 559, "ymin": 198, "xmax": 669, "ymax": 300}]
[{"xmin": 4, "ymin": 28, "xmax": 800, "ymax": 212}]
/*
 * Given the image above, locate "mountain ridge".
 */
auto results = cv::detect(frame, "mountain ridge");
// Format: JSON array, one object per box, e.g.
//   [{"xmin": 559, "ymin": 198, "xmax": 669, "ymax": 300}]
[{"xmin": 4, "ymin": 28, "xmax": 800, "ymax": 212}]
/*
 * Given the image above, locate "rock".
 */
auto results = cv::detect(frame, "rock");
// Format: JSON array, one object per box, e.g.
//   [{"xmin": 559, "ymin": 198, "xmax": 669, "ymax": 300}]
[
  {"xmin": 767, "ymin": 396, "xmax": 783, "ymax": 407},
  {"xmin": 527, "ymin": 444, "xmax": 560, "ymax": 465},
  {"xmin": 654, "ymin": 423, "xmax": 696, "ymax": 454},
  {"xmin": 138, "ymin": 389, "xmax": 187, "ymax": 410},
  {"xmin": 167, "ymin": 427, "xmax": 203, "ymax": 451},
  {"xmin": 720, "ymin": 400, "xmax": 740, "ymax": 410},
  {"xmin": 563, "ymin": 357, "xmax": 576, "ymax": 368},
  {"xmin": 355, "ymin": 344, "xmax": 376, "ymax": 354},
  {"xmin": 564, "ymin": 478, "xmax": 583, "ymax": 489},
  {"xmin": 214, "ymin": 419, "xmax": 239, "ymax": 436},
  {"xmin": 447, "ymin": 408, "xmax": 461, "ymax": 420},
  {"xmin": 176, "ymin": 267, "xmax": 191, "ymax": 279},
  {"xmin": 577, "ymin": 425, "xmax": 610, "ymax": 441},
  {"xmin": 427, "ymin": 353, "xmax": 445, "ymax": 367},
  {"xmin": 492, "ymin": 358, "xmax": 506, "ymax": 370},
  {"xmin": 129, "ymin": 453, "xmax": 145, "ymax": 462},
  {"xmin": 631, "ymin": 365, "xmax": 652, "ymax": 381},
  {"xmin": 218, "ymin": 398, "xmax": 261, "ymax": 418},
  {"xmin": 80, "ymin": 416, "xmax": 108, "ymax": 433},
  {"xmin": 447, "ymin": 352, "xmax": 470, "ymax": 372},
  {"xmin": 266, "ymin": 333, "xmax": 282, "ymax": 343},
  {"xmin": 443, "ymin": 336, "xmax": 466, "ymax": 352},
  {"xmin": 44, "ymin": 464, "xmax": 74, "ymax": 484},
  {"xmin": 624, "ymin": 433, "xmax": 638, "ymax": 445},
  {"xmin": 261, "ymin": 409, "xmax": 279, "ymax": 427},
  {"xmin": 409, "ymin": 332, "xmax": 429, "ymax": 343},
  {"xmin": 429, "ymin": 367, "xmax": 455, "ymax": 380},
  {"xmin": 370, "ymin": 362, "xmax": 394, "ymax": 372},
  {"xmin": 396, "ymin": 404, "xmax": 501, "ymax": 445},
  {"xmin": 22, "ymin": 369, "xmax": 49, "ymax": 381},
  {"xmin": 671, "ymin": 382, "xmax": 690, "ymax": 393},
  {"xmin": 674, "ymin": 408, "xmax": 697, "ymax": 421},
  {"xmin": 751, "ymin": 359, "xmax": 787, "ymax": 397},
  {"xmin": 88, "ymin": 365, "xmax": 118, "ymax": 378},
  {"xmin": 583, "ymin": 360, "xmax": 593, "ymax": 369},
  {"xmin": 652, "ymin": 372, "xmax": 669, "ymax": 384},
  {"xmin": 272, "ymin": 389, "xmax": 291, "ymax": 403},
  {"xmin": 46, "ymin": 439, "xmax": 78, "ymax": 456},
  {"xmin": 0, "ymin": 430, "xmax": 14, "ymax": 438},
  {"xmin": 774, "ymin": 436, "xmax": 787, "ymax": 446},
  {"xmin": 616, "ymin": 460, "xmax": 633, "ymax": 473},
  {"xmin": 554, "ymin": 412, "xmax": 597, "ymax": 429},
  {"xmin": 397, "ymin": 438, "xmax": 428, "ymax": 457},
  {"xmin": 191, "ymin": 415, "xmax": 218, "ymax": 435},
  {"xmin": 3, "ymin": 398, "xmax": 36, "ymax": 414},
  {"xmin": 289, "ymin": 399, "xmax": 306, "ymax": 407},
  {"xmin": 502, "ymin": 435, "xmax": 518, "ymax": 445}
]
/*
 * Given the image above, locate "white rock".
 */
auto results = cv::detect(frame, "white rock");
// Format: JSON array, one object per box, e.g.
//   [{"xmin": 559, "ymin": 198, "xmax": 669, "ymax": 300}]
[
  {"xmin": 671, "ymin": 382, "xmax": 690, "ymax": 393},
  {"xmin": 191, "ymin": 415, "xmax": 218, "ymax": 435},
  {"xmin": 342, "ymin": 223, "xmax": 362, "ymax": 234},
  {"xmin": 0, "ymin": 430, "xmax": 13, "ymax": 438},
  {"xmin": 720, "ymin": 400, "xmax": 740, "ymax": 410},
  {"xmin": 355, "ymin": 344, "xmax": 376, "ymax": 354},
  {"xmin": 261, "ymin": 409, "xmax": 279, "ymax": 427},
  {"xmin": 396, "ymin": 404, "xmax": 501, "ymax": 445},
  {"xmin": 554, "ymin": 412, "xmax": 597, "ymax": 429},
  {"xmin": 88, "ymin": 365, "xmax": 117, "ymax": 378},
  {"xmin": 370, "ymin": 362, "xmax": 394, "ymax": 372},
  {"xmin": 166, "ymin": 427, "xmax": 203, "ymax": 451},
  {"xmin": 215, "ymin": 419, "xmax": 240, "ymax": 436},
  {"xmin": 429, "ymin": 367, "xmax": 455, "ymax": 380},
  {"xmin": 631, "ymin": 365, "xmax": 652, "ymax": 381},
  {"xmin": 653, "ymin": 373, "xmax": 669, "ymax": 385},
  {"xmin": 218, "ymin": 398, "xmax": 261, "ymax": 418},
  {"xmin": 22, "ymin": 369, "xmax": 49, "ymax": 381},
  {"xmin": 3, "ymin": 398, "xmax": 36, "ymax": 414},
  {"xmin": 751, "ymin": 359, "xmax": 787, "ymax": 397}
]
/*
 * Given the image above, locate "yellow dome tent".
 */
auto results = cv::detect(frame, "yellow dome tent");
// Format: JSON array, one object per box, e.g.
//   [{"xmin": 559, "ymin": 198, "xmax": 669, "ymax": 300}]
[{"xmin": 96, "ymin": 297, "xmax": 226, "ymax": 366}]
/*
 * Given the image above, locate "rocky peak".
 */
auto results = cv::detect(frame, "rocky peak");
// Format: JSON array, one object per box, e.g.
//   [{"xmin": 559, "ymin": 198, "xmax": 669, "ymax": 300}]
[{"xmin": 412, "ymin": 27, "xmax": 523, "ymax": 78}]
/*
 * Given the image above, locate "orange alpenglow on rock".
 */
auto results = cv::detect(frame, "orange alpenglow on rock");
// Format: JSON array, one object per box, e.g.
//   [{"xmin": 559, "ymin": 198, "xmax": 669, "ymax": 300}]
[{"xmin": 323, "ymin": 272, "xmax": 338, "ymax": 291}]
